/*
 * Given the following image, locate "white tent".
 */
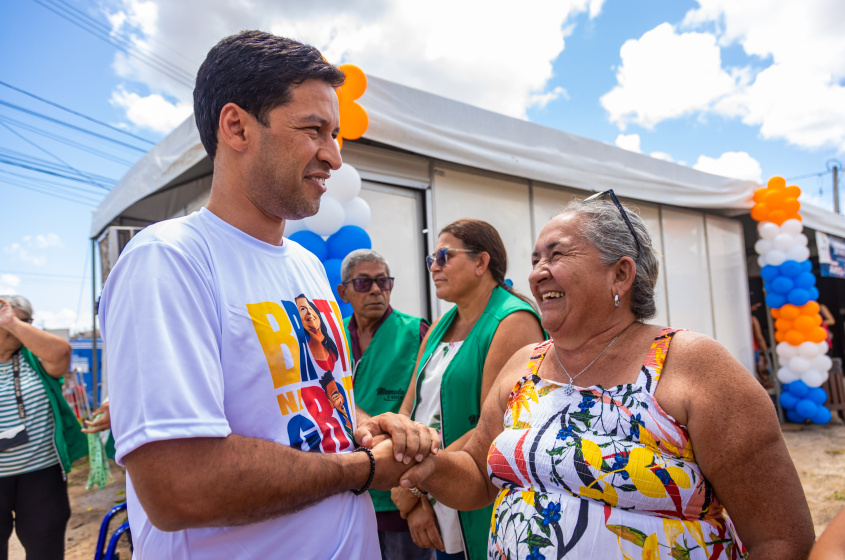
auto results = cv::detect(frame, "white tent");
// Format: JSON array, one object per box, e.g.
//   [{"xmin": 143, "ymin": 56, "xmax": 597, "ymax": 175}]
[{"xmin": 89, "ymin": 75, "xmax": 845, "ymax": 372}]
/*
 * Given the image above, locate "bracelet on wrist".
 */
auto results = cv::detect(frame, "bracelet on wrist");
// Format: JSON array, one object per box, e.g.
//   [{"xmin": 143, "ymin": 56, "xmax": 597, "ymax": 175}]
[{"xmin": 352, "ymin": 447, "xmax": 375, "ymax": 495}]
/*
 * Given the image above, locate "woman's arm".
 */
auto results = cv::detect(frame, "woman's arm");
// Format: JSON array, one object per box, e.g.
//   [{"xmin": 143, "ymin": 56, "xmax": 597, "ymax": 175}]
[
  {"xmin": 810, "ymin": 507, "xmax": 845, "ymax": 560},
  {"xmin": 661, "ymin": 332, "xmax": 814, "ymax": 560},
  {"xmin": 0, "ymin": 299, "xmax": 70, "ymax": 378}
]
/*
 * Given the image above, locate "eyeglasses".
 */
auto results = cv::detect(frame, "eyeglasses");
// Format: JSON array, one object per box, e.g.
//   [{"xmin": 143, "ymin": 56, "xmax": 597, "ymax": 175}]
[
  {"xmin": 582, "ymin": 189, "xmax": 642, "ymax": 265},
  {"xmin": 343, "ymin": 277, "xmax": 395, "ymax": 293},
  {"xmin": 425, "ymin": 248, "xmax": 475, "ymax": 270}
]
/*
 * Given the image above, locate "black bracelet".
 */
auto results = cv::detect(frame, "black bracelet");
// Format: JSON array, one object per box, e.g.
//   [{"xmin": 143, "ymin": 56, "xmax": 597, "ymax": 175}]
[{"xmin": 351, "ymin": 447, "xmax": 375, "ymax": 495}]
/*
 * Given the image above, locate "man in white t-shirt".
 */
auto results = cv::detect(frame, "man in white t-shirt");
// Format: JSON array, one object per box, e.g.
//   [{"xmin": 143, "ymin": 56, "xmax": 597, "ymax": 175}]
[{"xmin": 99, "ymin": 30, "xmax": 439, "ymax": 560}]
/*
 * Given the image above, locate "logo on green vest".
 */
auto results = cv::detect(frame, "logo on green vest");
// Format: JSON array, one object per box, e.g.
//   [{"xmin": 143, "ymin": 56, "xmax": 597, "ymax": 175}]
[{"xmin": 377, "ymin": 388, "xmax": 405, "ymax": 401}]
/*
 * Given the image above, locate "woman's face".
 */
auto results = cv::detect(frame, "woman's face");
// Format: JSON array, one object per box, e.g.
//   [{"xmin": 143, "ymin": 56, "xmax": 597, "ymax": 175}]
[
  {"xmin": 529, "ymin": 213, "xmax": 616, "ymax": 336},
  {"xmin": 429, "ymin": 233, "xmax": 480, "ymax": 303},
  {"xmin": 296, "ymin": 297, "xmax": 321, "ymax": 336}
]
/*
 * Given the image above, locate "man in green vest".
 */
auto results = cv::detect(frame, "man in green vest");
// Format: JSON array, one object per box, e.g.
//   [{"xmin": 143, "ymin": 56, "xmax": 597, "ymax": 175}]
[{"xmin": 338, "ymin": 249, "xmax": 432, "ymax": 560}]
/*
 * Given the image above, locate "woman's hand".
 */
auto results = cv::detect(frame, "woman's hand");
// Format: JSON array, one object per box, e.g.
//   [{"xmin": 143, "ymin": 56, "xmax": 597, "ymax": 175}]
[
  {"xmin": 82, "ymin": 401, "xmax": 111, "ymax": 433},
  {"xmin": 406, "ymin": 498, "xmax": 445, "ymax": 551},
  {"xmin": 390, "ymin": 486, "xmax": 420, "ymax": 518}
]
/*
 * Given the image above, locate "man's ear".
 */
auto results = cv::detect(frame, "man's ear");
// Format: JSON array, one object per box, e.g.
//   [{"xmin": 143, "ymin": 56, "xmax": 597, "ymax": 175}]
[
  {"xmin": 218, "ymin": 103, "xmax": 251, "ymax": 154},
  {"xmin": 337, "ymin": 282, "xmax": 349, "ymax": 303}
]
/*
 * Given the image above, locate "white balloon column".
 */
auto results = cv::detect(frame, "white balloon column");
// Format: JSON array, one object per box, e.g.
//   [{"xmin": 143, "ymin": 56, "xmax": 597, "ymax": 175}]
[{"xmin": 752, "ymin": 177, "xmax": 832, "ymax": 424}]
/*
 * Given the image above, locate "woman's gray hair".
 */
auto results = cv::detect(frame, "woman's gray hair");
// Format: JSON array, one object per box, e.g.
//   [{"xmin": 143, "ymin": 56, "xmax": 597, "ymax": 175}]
[
  {"xmin": 0, "ymin": 295, "xmax": 33, "ymax": 321},
  {"xmin": 556, "ymin": 198, "xmax": 660, "ymax": 321},
  {"xmin": 340, "ymin": 249, "xmax": 390, "ymax": 282}
]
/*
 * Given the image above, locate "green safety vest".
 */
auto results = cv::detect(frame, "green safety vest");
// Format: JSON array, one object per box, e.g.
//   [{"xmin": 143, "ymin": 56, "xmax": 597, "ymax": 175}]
[
  {"xmin": 21, "ymin": 346, "xmax": 88, "ymax": 475},
  {"xmin": 411, "ymin": 286, "xmax": 543, "ymax": 560},
  {"xmin": 345, "ymin": 308, "xmax": 427, "ymax": 512}
]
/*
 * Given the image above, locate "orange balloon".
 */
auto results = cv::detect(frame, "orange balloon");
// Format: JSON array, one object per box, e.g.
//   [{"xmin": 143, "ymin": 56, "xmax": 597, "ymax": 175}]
[
  {"xmin": 808, "ymin": 327, "xmax": 828, "ymax": 344},
  {"xmin": 780, "ymin": 304, "xmax": 801, "ymax": 320},
  {"xmin": 786, "ymin": 185, "xmax": 801, "ymax": 198},
  {"xmin": 802, "ymin": 301, "xmax": 820, "ymax": 316},
  {"xmin": 794, "ymin": 315, "xmax": 816, "ymax": 333},
  {"xmin": 336, "ymin": 136, "xmax": 343, "ymax": 149},
  {"xmin": 339, "ymin": 101, "xmax": 368, "ymax": 140},
  {"xmin": 783, "ymin": 197, "xmax": 800, "ymax": 214},
  {"xmin": 775, "ymin": 330, "xmax": 785, "ymax": 343},
  {"xmin": 764, "ymin": 189, "xmax": 785, "ymax": 209},
  {"xmin": 771, "ymin": 308, "xmax": 781, "ymax": 319},
  {"xmin": 768, "ymin": 209, "xmax": 787, "ymax": 225},
  {"xmin": 750, "ymin": 203, "xmax": 769, "ymax": 222},
  {"xmin": 768, "ymin": 176, "xmax": 786, "ymax": 190},
  {"xmin": 338, "ymin": 64, "xmax": 367, "ymax": 100},
  {"xmin": 775, "ymin": 318, "xmax": 792, "ymax": 332},
  {"xmin": 786, "ymin": 330, "xmax": 805, "ymax": 346},
  {"xmin": 753, "ymin": 188, "xmax": 768, "ymax": 203}
]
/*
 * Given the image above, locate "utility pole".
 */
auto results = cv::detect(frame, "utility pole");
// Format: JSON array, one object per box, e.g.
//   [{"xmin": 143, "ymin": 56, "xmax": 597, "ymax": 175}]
[{"xmin": 827, "ymin": 159, "xmax": 842, "ymax": 214}]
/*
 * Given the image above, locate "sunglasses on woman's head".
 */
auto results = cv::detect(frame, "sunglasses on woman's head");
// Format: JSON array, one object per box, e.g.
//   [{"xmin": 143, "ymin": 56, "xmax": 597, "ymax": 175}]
[
  {"xmin": 582, "ymin": 189, "xmax": 642, "ymax": 265},
  {"xmin": 343, "ymin": 277, "xmax": 395, "ymax": 293},
  {"xmin": 425, "ymin": 248, "xmax": 475, "ymax": 270}
]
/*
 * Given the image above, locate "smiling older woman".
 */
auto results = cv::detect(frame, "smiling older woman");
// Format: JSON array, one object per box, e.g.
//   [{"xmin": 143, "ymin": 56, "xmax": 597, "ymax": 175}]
[{"xmin": 399, "ymin": 194, "xmax": 814, "ymax": 560}]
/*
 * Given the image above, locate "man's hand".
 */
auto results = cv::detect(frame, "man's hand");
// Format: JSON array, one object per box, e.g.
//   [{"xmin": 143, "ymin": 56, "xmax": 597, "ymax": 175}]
[
  {"xmin": 407, "ymin": 498, "xmax": 445, "ymax": 551},
  {"xmin": 82, "ymin": 401, "xmax": 111, "ymax": 434},
  {"xmin": 368, "ymin": 438, "xmax": 416, "ymax": 491},
  {"xmin": 355, "ymin": 412, "xmax": 440, "ymax": 464}
]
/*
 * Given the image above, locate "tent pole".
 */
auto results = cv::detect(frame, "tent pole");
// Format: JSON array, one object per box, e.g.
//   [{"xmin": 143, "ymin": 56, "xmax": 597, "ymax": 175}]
[{"xmin": 91, "ymin": 238, "xmax": 98, "ymax": 408}]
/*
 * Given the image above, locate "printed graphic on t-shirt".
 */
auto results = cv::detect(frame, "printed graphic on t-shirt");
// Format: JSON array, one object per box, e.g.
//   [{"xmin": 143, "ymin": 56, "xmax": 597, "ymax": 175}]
[{"xmin": 246, "ymin": 293, "xmax": 355, "ymax": 454}]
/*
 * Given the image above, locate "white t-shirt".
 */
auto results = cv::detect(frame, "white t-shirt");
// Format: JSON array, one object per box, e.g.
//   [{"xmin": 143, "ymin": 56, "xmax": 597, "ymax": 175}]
[{"xmin": 99, "ymin": 208, "xmax": 377, "ymax": 560}]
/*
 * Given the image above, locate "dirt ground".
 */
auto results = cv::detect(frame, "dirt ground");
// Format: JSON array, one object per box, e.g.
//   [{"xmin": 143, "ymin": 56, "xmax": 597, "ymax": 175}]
[{"xmin": 7, "ymin": 423, "xmax": 845, "ymax": 558}]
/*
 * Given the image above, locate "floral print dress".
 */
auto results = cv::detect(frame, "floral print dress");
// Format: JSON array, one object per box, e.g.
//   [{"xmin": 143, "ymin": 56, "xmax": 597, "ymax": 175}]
[{"xmin": 487, "ymin": 329, "xmax": 746, "ymax": 560}]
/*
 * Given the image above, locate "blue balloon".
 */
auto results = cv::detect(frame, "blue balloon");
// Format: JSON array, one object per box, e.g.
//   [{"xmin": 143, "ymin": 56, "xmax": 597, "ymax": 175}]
[
  {"xmin": 788, "ymin": 380, "xmax": 809, "ymax": 398},
  {"xmin": 786, "ymin": 409, "xmax": 806, "ymax": 423},
  {"xmin": 779, "ymin": 392, "xmax": 798, "ymax": 410},
  {"xmin": 323, "ymin": 258, "xmax": 343, "ymax": 287},
  {"xmin": 808, "ymin": 287, "xmax": 820, "ymax": 301},
  {"xmin": 504, "ymin": 278, "xmax": 514, "ymax": 288},
  {"xmin": 787, "ymin": 288, "xmax": 810, "ymax": 307},
  {"xmin": 795, "ymin": 399, "xmax": 819, "ymax": 420},
  {"xmin": 760, "ymin": 265, "xmax": 780, "ymax": 281},
  {"xmin": 779, "ymin": 260, "xmax": 802, "ymax": 278},
  {"xmin": 793, "ymin": 272, "xmax": 816, "ymax": 289},
  {"xmin": 807, "ymin": 387, "xmax": 828, "ymax": 405},
  {"xmin": 289, "ymin": 231, "xmax": 328, "ymax": 261},
  {"xmin": 766, "ymin": 293, "xmax": 786, "ymax": 309},
  {"xmin": 770, "ymin": 276, "xmax": 794, "ymax": 295},
  {"xmin": 326, "ymin": 226, "xmax": 372, "ymax": 261},
  {"xmin": 812, "ymin": 406, "xmax": 832, "ymax": 425},
  {"xmin": 801, "ymin": 260, "xmax": 813, "ymax": 272}
]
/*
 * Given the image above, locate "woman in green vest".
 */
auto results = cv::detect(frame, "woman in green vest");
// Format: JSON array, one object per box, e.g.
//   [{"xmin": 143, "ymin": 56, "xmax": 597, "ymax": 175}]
[{"xmin": 394, "ymin": 219, "xmax": 545, "ymax": 560}]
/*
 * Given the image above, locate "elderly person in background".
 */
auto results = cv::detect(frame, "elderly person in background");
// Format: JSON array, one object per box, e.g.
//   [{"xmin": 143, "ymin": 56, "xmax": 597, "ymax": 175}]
[
  {"xmin": 399, "ymin": 193, "xmax": 814, "ymax": 559},
  {"xmin": 394, "ymin": 219, "xmax": 545, "ymax": 560},
  {"xmin": 0, "ymin": 295, "xmax": 86, "ymax": 559},
  {"xmin": 339, "ymin": 249, "xmax": 432, "ymax": 560}
]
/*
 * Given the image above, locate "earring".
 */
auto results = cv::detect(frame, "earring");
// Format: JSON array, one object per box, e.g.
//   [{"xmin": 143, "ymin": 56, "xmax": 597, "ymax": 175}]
[{"xmin": 614, "ymin": 294, "xmax": 620, "ymax": 308}]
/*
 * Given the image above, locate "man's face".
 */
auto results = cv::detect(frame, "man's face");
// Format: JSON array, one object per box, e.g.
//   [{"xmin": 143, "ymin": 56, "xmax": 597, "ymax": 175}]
[
  {"xmin": 338, "ymin": 261, "xmax": 392, "ymax": 321},
  {"xmin": 246, "ymin": 79, "xmax": 341, "ymax": 221}
]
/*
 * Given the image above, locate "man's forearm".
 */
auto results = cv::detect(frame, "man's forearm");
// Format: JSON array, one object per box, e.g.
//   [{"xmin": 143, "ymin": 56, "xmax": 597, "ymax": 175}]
[{"xmin": 125, "ymin": 434, "xmax": 371, "ymax": 532}]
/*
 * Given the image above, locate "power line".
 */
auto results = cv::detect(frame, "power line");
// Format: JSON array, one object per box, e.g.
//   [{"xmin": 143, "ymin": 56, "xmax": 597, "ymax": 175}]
[
  {"xmin": 1, "ymin": 179, "xmax": 99, "ymax": 207},
  {"xmin": 0, "ymin": 168, "xmax": 107, "ymax": 198},
  {"xmin": 0, "ymin": 147, "xmax": 116, "ymax": 187},
  {"xmin": 0, "ymin": 156, "xmax": 115, "ymax": 189},
  {"xmin": 0, "ymin": 80, "xmax": 155, "ymax": 146},
  {"xmin": 785, "ymin": 169, "xmax": 831, "ymax": 182}
]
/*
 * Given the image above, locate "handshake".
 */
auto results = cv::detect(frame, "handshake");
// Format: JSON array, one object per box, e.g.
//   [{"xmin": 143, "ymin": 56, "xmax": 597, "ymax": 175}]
[{"xmin": 349, "ymin": 412, "xmax": 440, "ymax": 492}]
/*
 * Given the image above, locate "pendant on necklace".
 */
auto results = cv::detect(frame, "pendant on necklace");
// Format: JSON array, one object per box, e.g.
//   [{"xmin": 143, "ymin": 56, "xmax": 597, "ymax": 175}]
[{"xmin": 563, "ymin": 383, "xmax": 574, "ymax": 396}]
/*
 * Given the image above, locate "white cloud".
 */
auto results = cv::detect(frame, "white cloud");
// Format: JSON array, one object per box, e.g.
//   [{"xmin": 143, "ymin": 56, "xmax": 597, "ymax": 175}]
[
  {"xmin": 0, "ymin": 274, "xmax": 21, "ymax": 295},
  {"xmin": 693, "ymin": 151, "xmax": 762, "ymax": 183},
  {"xmin": 528, "ymin": 87, "xmax": 569, "ymax": 110},
  {"xmin": 649, "ymin": 151, "xmax": 674, "ymax": 162},
  {"xmin": 600, "ymin": 23, "xmax": 739, "ymax": 130},
  {"xmin": 110, "ymin": 88, "xmax": 193, "ymax": 133},
  {"xmin": 32, "ymin": 308, "xmax": 92, "ymax": 333},
  {"xmin": 102, "ymin": 0, "xmax": 606, "ymax": 122},
  {"xmin": 3, "ymin": 234, "xmax": 62, "ymax": 266},
  {"xmin": 615, "ymin": 133, "xmax": 641, "ymax": 153}
]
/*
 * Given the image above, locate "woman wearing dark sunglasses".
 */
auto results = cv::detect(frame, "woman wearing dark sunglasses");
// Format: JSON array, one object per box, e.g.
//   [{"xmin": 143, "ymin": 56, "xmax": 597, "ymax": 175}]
[
  {"xmin": 392, "ymin": 219, "xmax": 545, "ymax": 560},
  {"xmin": 397, "ymin": 194, "xmax": 813, "ymax": 560}
]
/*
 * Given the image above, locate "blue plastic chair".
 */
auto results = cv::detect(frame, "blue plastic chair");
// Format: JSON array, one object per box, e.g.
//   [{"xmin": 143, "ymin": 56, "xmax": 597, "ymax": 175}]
[{"xmin": 94, "ymin": 503, "xmax": 132, "ymax": 560}]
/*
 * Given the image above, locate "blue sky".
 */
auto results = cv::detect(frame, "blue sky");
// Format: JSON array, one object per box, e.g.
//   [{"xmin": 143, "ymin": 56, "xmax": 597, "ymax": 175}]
[{"xmin": 2, "ymin": 0, "xmax": 844, "ymax": 331}]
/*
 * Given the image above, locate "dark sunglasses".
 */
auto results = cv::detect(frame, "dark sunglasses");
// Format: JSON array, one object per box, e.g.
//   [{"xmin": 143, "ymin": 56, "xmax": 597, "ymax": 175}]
[
  {"xmin": 425, "ymin": 248, "xmax": 475, "ymax": 270},
  {"xmin": 583, "ymin": 189, "xmax": 642, "ymax": 265},
  {"xmin": 343, "ymin": 277, "xmax": 395, "ymax": 293}
]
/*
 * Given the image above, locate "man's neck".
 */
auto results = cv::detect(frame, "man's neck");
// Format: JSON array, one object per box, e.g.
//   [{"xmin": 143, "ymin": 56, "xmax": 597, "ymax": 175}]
[{"xmin": 206, "ymin": 180, "xmax": 286, "ymax": 246}]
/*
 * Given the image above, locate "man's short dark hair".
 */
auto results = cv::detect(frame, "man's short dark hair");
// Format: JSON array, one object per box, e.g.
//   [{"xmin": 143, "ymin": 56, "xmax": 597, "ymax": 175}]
[{"xmin": 194, "ymin": 30, "xmax": 346, "ymax": 159}]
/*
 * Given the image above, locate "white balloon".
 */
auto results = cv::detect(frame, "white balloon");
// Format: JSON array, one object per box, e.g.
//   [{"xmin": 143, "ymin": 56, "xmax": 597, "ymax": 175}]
[
  {"xmin": 777, "ymin": 342, "xmax": 799, "ymax": 360},
  {"xmin": 766, "ymin": 249, "xmax": 787, "ymax": 266},
  {"xmin": 284, "ymin": 219, "xmax": 307, "ymax": 236},
  {"xmin": 342, "ymin": 197, "xmax": 372, "ymax": 228},
  {"xmin": 785, "ymin": 245, "xmax": 810, "ymax": 262},
  {"xmin": 812, "ymin": 355, "xmax": 833, "ymax": 373},
  {"xmin": 802, "ymin": 369, "xmax": 829, "ymax": 388},
  {"xmin": 797, "ymin": 341, "xmax": 821, "ymax": 360},
  {"xmin": 754, "ymin": 239, "xmax": 773, "ymax": 255},
  {"xmin": 757, "ymin": 255, "xmax": 768, "ymax": 268},
  {"xmin": 820, "ymin": 340, "xmax": 830, "ymax": 354},
  {"xmin": 773, "ymin": 233, "xmax": 795, "ymax": 251},
  {"xmin": 796, "ymin": 233, "xmax": 809, "ymax": 247},
  {"xmin": 781, "ymin": 219, "xmax": 803, "ymax": 236},
  {"xmin": 324, "ymin": 163, "xmax": 361, "ymax": 203},
  {"xmin": 788, "ymin": 356, "xmax": 811, "ymax": 373},
  {"xmin": 778, "ymin": 367, "xmax": 800, "ymax": 384},
  {"xmin": 759, "ymin": 222, "xmax": 780, "ymax": 240},
  {"xmin": 304, "ymin": 196, "xmax": 345, "ymax": 236}
]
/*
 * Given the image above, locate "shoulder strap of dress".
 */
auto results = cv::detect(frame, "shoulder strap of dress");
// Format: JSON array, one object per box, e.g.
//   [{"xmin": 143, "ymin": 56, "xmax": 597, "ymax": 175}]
[
  {"xmin": 525, "ymin": 339, "xmax": 554, "ymax": 378},
  {"xmin": 644, "ymin": 328, "xmax": 684, "ymax": 392}
]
